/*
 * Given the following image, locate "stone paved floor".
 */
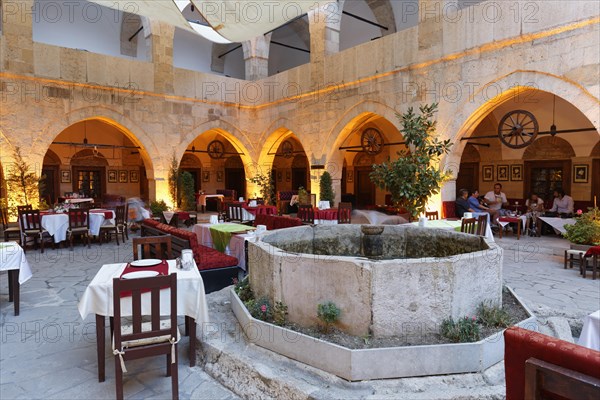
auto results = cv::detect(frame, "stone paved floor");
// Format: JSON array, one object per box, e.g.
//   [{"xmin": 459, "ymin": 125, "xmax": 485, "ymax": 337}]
[{"xmin": 1, "ymin": 221, "xmax": 599, "ymax": 400}]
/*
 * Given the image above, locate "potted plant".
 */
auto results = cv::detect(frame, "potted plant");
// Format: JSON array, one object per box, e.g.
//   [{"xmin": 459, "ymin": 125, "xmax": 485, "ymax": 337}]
[
  {"xmin": 319, "ymin": 171, "xmax": 335, "ymax": 207},
  {"xmin": 297, "ymin": 186, "xmax": 309, "ymax": 205},
  {"xmin": 370, "ymin": 103, "xmax": 453, "ymax": 221},
  {"xmin": 564, "ymin": 207, "xmax": 600, "ymax": 250},
  {"xmin": 5, "ymin": 146, "xmax": 44, "ymax": 219},
  {"xmin": 179, "ymin": 171, "xmax": 196, "ymax": 211},
  {"xmin": 247, "ymin": 170, "xmax": 275, "ymax": 205}
]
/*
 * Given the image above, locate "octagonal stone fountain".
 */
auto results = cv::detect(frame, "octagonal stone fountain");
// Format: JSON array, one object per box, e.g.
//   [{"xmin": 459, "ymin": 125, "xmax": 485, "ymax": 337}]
[{"xmin": 231, "ymin": 224, "xmax": 535, "ymax": 380}]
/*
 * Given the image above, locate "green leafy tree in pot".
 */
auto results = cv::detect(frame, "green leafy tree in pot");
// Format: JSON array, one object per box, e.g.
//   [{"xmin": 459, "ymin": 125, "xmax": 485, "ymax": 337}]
[
  {"xmin": 319, "ymin": 171, "xmax": 335, "ymax": 207},
  {"xmin": 179, "ymin": 171, "xmax": 196, "ymax": 211},
  {"xmin": 5, "ymin": 147, "xmax": 44, "ymax": 219},
  {"xmin": 370, "ymin": 103, "xmax": 453, "ymax": 221}
]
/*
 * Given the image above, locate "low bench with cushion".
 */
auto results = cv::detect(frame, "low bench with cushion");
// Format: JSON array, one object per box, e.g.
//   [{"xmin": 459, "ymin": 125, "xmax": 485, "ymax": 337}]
[{"xmin": 141, "ymin": 219, "xmax": 239, "ymax": 293}]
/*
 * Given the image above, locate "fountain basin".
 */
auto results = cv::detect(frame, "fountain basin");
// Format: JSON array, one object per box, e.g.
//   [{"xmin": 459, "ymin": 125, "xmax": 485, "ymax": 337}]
[{"xmin": 248, "ymin": 225, "xmax": 502, "ymax": 337}]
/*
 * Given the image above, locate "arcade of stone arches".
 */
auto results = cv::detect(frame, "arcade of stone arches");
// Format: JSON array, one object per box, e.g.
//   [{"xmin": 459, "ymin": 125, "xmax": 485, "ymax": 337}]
[{"xmin": 1, "ymin": 89, "xmax": 599, "ymax": 214}]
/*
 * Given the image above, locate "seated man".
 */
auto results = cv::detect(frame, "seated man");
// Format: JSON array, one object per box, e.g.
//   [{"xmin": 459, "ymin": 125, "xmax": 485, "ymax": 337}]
[
  {"xmin": 548, "ymin": 189, "xmax": 574, "ymax": 216},
  {"xmin": 455, "ymin": 189, "xmax": 471, "ymax": 218},
  {"xmin": 484, "ymin": 183, "xmax": 509, "ymax": 226}
]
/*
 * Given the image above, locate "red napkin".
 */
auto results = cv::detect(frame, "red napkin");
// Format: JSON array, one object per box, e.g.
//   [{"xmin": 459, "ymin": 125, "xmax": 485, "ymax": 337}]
[
  {"xmin": 119, "ymin": 260, "xmax": 169, "ymax": 298},
  {"xmin": 585, "ymin": 246, "xmax": 600, "ymax": 257}
]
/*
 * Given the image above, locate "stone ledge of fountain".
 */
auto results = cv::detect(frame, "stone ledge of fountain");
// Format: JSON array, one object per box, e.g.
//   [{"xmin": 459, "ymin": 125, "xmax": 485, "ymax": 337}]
[{"xmin": 230, "ymin": 286, "xmax": 536, "ymax": 381}]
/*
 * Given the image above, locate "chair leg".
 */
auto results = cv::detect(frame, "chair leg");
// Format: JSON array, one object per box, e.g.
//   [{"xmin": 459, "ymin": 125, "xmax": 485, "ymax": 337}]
[
  {"xmin": 171, "ymin": 348, "xmax": 179, "ymax": 400},
  {"xmin": 166, "ymin": 353, "xmax": 171, "ymax": 377},
  {"xmin": 40, "ymin": 235, "xmax": 44, "ymax": 254},
  {"xmin": 70, "ymin": 233, "xmax": 74, "ymax": 251},
  {"xmin": 564, "ymin": 250, "xmax": 567, "ymax": 269},
  {"xmin": 115, "ymin": 229, "xmax": 119, "ymax": 246},
  {"xmin": 114, "ymin": 355, "xmax": 124, "ymax": 400}
]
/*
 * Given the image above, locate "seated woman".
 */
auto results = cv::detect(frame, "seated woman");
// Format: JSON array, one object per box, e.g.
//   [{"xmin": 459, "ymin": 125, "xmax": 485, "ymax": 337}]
[{"xmin": 525, "ymin": 192, "xmax": 544, "ymax": 236}]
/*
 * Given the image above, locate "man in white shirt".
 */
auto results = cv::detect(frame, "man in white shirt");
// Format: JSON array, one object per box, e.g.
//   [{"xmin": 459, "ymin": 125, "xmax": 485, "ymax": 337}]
[
  {"xmin": 549, "ymin": 189, "xmax": 574, "ymax": 215},
  {"xmin": 484, "ymin": 183, "xmax": 509, "ymax": 226}
]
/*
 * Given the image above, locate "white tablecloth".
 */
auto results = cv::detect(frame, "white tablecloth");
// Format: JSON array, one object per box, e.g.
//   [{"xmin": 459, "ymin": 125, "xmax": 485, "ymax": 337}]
[
  {"xmin": 578, "ymin": 310, "xmax": 600, "ymax": 351},
  {"xmin": 77, "ymin": 260, "xmax": 208, "ymax": 323},
  {"xmin": 538, "ymin": 217, "xmax": 576, "ymax": 234},
  {"xmin": 30, "ymin": 211, "xmax": 116, "ymax": 243},
  {"xmin": 64, "ymin": 198, "xmax": 94, "ymax": 204},
  {"xmin": 0, "ymin": 242, "xmax": 33, "ymax": 284},
  {"xmin": 409, "ymin": 219, "xmax": 495, "ymax": 242}
]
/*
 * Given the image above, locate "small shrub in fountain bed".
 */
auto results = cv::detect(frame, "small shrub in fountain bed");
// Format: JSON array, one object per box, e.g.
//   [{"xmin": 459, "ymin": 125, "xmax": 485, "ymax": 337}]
[
  {"xmin": 441, "ymin": 316, "xmax": 481, "ymax": 343},
  {"xmin": 477, "ymin": 301, "xmax": 511, "ymax": 328},
  {"xmin": 317, "ymin": 302, "xmax": 341, "ymax": 334}
]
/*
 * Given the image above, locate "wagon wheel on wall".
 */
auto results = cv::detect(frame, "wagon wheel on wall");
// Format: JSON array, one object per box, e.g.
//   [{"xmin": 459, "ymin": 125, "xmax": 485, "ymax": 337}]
[
  {"xmin": 207, "ymin": 140, "xmax": 225, "ymax": 159},
  {"xmin": 498, "ymin": 110, "xmax": 539, "ymax": 149},
  {"xmin": 361, "ymin": 128, "xmax": 384, "ymax": 155}
]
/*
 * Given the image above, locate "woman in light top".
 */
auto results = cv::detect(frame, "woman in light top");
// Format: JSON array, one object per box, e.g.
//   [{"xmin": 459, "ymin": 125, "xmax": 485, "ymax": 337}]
[{"xmin": 525, "ymin": 193, "xmax": 544, "ymax": 235}]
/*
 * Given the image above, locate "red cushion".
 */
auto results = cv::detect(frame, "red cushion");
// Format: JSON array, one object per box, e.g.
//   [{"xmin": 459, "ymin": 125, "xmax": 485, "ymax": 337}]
[
  {"xmin": 504, "ymin": 326, "xmax": 600, "ymax": 400},
  {"xmin": 442, "ymin": 201, "xmax": 456, "ymax": 219},
  {"xmin": 253, "ymin": 213, "xmax": 270, "ymax": 228},
  {"xmin": 585, "ymin": 246, "xmax": 600, "ymax": 257}
]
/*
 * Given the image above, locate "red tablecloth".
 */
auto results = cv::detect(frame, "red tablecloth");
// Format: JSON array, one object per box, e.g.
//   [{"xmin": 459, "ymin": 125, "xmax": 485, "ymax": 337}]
[
  {"xmin": 243, "ymin": 205, "xmax": 277, "ymax": 216},
  {"xmin": 315, "ymin": 208, "xmax": 338, "ymax": 220},
  {"xmin": 498, "ymin": 216, "xmax": 520, "ymax": 224}
]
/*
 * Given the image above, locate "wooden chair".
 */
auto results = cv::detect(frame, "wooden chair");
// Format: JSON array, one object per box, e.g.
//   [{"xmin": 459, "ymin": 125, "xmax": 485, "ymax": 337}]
[
  {"xmin": 476, "ymin": 214, "xmax": 488, "ymax": 237},
  {"xmin": 67, "ymin": 208, "xmax": 91, "ymax": 250},
  {"xmin": 17, "ymin": 204, "xmax": 33, "ymax": 213},
  {"xmin": 1, "ymin": 206, "xmax": 21, "ymax": 242},
  {"xmin": 133, "ymin": 236, "xmax": 173, "ymax": 261},
  {"xmin": 337, "ymin": 202, "xmax": 352, "ymax": 224},
  {"xmin": 525, "ymin": 358, "xmax": 600, "ymax": 399},
  {"xmin": 298, "ymin": 205, "xmax": 315, "ymax": 224},
  {"xmin": 19, "ymin": 209, "xmax": 53, "ymax": 253},
  {"xmin": 112, "ymin": 274, "xmax": 179, "ymax": 400},
  {"xmin": 100, "ymin": 205, "xmax": 127, "ymax": 245},
  {"xmin": 226, "ymin": 202, "xmax": 251, "ymax": 224},
  {"xmin": 425, "ymin": 211, "xmax": 439, "ymax": 220},
  {"xmin": 581, "ymin": 254, "xmax": 598, "ymax": 280},
  {"xmin": 460, "ymin": 217, "xmax": 477, "ymax": 235}
]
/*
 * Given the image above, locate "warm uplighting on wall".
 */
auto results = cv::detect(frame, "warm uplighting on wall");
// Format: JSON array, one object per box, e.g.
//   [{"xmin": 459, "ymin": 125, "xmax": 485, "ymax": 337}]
[{"xmin": 154, "ymin": 179, "xmax": 174, "ymax": 209}]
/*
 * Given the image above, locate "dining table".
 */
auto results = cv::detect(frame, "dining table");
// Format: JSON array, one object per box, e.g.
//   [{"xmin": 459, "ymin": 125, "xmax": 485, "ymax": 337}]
[
  {"xmin": 30, "ymin": 209, "xmax": 115, "ymax": 243},
  {"xmin": 578, "ymin": 310, "xmax": 600, "ymax": 351},
  {"xmin": 77, "ymin": 259, "xmax": 208, "ymax": 381},
  {"xmin": 537, "ymin": 216, "xmax": 577, "ymax": 235},
  {"xmin": 0, "ymin": 242, "xmax": 33, "ymax": 315},
  {"xmin": 314, "ymin": 208, "xmax": 338, "ymax": 225},
  {"xmin": 192, "ymin": 223, "xmax": 256, "ymax": 271}
]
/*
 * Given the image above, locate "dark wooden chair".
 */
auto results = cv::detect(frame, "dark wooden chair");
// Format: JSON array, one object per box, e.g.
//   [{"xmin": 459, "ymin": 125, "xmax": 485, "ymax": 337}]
[
  {"xmin": 133, "ymin": 236, "xmax": 173, "ymax": 261},
  {"xmin": 525, "ymin": 357, "xmax": 600, "ymax": 399},
  {"xmin": 476, "ymin": 214, "xmax": 488, "ymax": 237},
  {"xmin": 226, "ymin": 202, "xmax": 251, "ymax": 224},
  {"xmin": 425, "ymin": 211, "xmax": 439, "ymax": 220},
  {"xmin": 17, "ymin": 204, "xmax": 33, "ymax": 213},
  {"xmin": 298, "ymin": 205, "xmax": 315, "ymax": 224},
  {"xmin": 1, "ymin": 207, "xmax": 21, "ymax": 242},
  {"xmin": 18, "ymin": 209, "xmax": 53, "ymax": 253},
  {"xmin": 100, "ymin": 205, "xmax": 127, "ymax": 245},
  {"xmin": 112, "ymin": 274, "xmax": 179, "ymax": 400},
  {"xmin": 337, "ymin": 202, "xmax": 352, "ymax": 224},
  {"xmin": 460, "ymin": 217, "xmax": 477, "ymax": 235},
  {"xmin": 67, "ymin": 208, "xmax": 91, "ymax": 250}
]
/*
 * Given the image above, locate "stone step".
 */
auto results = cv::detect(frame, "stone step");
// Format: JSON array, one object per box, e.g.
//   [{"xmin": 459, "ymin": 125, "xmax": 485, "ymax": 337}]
[{"xmin": 197, "ymin": 288, "xmax": 506, "ymax": 400}]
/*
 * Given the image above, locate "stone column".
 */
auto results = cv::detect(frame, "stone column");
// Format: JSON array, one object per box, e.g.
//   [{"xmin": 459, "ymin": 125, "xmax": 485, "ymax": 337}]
[
  {"xmin": 307, "ymin": 3, "xmax": 341, "ymax": 90},
  {"xmin": 242, "ymin": 34, "xmax": 271, "ymax": 81},
  {"xmin": 1, "ymin": 0, "xmax": 34, "ymax": 74},
  {"xmin": 146, "ymin": 20, "xmax": 175, "ymax": 94}
]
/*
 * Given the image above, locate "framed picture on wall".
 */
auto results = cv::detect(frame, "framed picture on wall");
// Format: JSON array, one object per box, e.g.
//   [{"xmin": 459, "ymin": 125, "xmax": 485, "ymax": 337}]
[
  {"xmin": 510, "ymin": 165, "xmax": 523, "ymax": 181},
  {"xmin": 119, "ymin": 170, "xmax": 128, "ymax": 183},
  {"xmin": 60, "ymin": 170, "xmax": 71, "ymax": 183},
  {"xmin": 482, "ymin": 165, "xmax": 493, "ymax": 182},
  {"xmin": 202, "ymin": 171, "xmax": 210, "ymax": 182},
  {"xmin": 285, "ymin": 170, "xmax": 291, "ymax": 182},
  {"xmin": 497, "ymin": 165, "xmax": 509, "ymax": 181},
  {"xmin": 130, "ymin": 170, "xmax": 139, "ymax": 183},
  {"xmin": 107, "ymin": 170, "xmax": 117, "ymax": 183},
  {"xmin": 216, "ymin": 171, "xmax": 223, "ymax": 182},
  {"xmin": 347, "ymin": 170, "xmax": 354, "ymax": 183},
  {"xmin": 573, "ymin": 164, "xmax": 588, "ymax": 183}
]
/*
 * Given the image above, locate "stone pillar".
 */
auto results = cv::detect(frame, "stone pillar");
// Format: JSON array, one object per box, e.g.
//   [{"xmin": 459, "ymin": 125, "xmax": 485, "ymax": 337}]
[
  {"xmin": 308, "ymin": 4, "xmax": 341, "ymax": 65},
  {"xmin": 1, "ymin": 0, "xmax": 34, "ymax": 74},
  {"xmin": 146, "ymin": 20, "xmax": 175, "ymax": 94},
  {"xmin": 242, "ymin": 34, "xmax": 271, "ymax": 81},
  {"xmin": 418, "ymin": 0, "xmax": 444, "ymax": 50}
]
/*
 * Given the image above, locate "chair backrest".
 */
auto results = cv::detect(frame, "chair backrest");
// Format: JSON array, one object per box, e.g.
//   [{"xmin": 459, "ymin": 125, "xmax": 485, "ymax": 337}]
[
  {"xmin": 112, "ymin": 274, "xmax": 177, "ymax": 352},
  {"xmin": 476, "ymin": 214, "xmax": 488, "ymax": 236},
  {"xmin": 338, "ymin": 202, "xmax": 352, "ymax": 224},
  {"xmin": 68, "ymin": 208, "xmax": 90, "ymax": 230},
  {"xmin": 115, "ymin": 205, "xmax": 126, "ymax": 225},
  {"xmin": 17, "ymin": 204, "xmax": 33, "ymax": 214},
  {"xmin": 298, "ymin": 205, "xmax": 315, "ymax": 224},
  {"xmin": 19, "ymin": 209, "xmax": 42, "ymax": 231},
  {"xmin": 425, "ymin": 211, "xmax": 439, "ymax": 220},
  {"xmin": 460, "ymin": 217, "xmax": 477, "ymax": 234},
  {"xmin": 133, "ymin": 235, "xmax": 173, "ymax": 260},
  {"xmin": 524, "ymin": 358, "xmax": 600, "ymax": 400},
  {"xmin": 226, "ymin": 202, "xmax": 244, "ymax": 222}
]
